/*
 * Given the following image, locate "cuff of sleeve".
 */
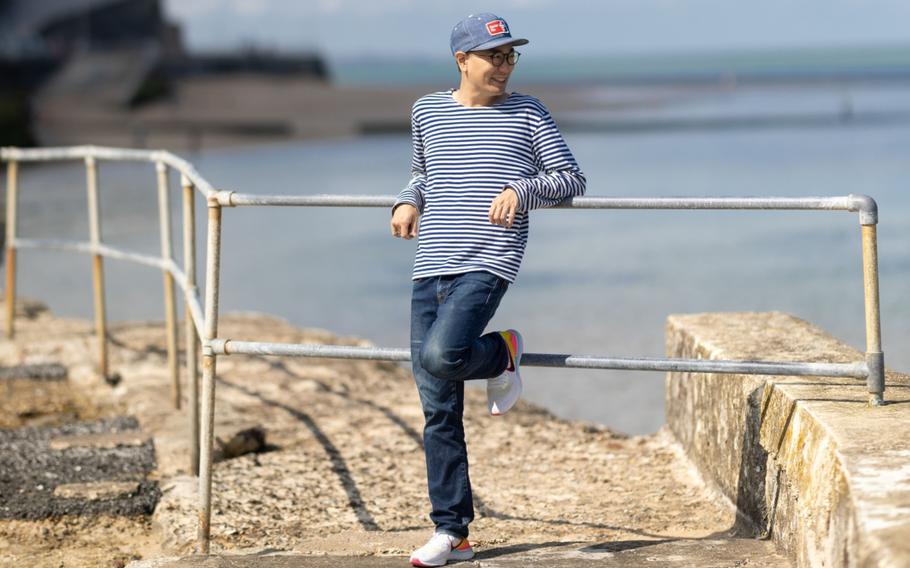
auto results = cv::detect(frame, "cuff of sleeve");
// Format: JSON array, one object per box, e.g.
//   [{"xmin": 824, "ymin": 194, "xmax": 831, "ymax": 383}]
[
  {"xmin": 507, "ymin": 182, "xmax": 530, "ymax": 212},
  {"xmin": 393, "ymin": 196, "xmax": 421, "ymax": 215}
]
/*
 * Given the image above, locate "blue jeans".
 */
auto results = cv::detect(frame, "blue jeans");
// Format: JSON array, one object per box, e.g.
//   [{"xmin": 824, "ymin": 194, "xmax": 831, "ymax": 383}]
[{"xmin": 410, "ymin": 271, "xmax": 510, "ymax": 538}]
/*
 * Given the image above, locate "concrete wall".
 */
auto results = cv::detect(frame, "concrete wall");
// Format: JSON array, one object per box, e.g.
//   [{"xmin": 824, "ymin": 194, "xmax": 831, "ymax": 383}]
[{"xmin": 665, "ymin": 312, "xmax": 910, "ymax": 568}]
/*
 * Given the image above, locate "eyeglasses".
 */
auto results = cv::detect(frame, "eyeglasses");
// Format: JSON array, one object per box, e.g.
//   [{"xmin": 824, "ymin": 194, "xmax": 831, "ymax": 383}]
[{"xmin": 471, "ymin": 50, "xmax": 520, "ymax": 67}]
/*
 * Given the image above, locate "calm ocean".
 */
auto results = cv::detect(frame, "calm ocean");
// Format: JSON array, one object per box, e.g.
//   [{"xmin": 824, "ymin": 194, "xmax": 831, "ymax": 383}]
[{"xmin": 12, "ymin": 61, "xmax": 910, "ymax": 434}]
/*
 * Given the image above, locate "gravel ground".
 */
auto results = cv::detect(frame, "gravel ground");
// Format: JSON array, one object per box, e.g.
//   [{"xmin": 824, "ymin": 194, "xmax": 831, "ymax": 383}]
[{"xmin": 0, "ymin": 415, "xmax": 160, "ymax": 519}]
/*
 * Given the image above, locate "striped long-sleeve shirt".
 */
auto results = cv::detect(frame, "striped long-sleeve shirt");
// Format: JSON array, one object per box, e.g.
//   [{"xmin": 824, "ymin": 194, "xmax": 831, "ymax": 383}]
[{"xmin": 395, "ymin": 89, "xmax": 586, "ymax": 283}]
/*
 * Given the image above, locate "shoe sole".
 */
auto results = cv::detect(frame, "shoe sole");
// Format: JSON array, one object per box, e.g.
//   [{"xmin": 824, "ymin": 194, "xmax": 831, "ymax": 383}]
[
  {"xmin": 491, "ymin": 330, "xmax": 523, "ymax": 416},
  {"xmin": 410, "ymin": 547, "xmax": 475, "ymax": 566}
]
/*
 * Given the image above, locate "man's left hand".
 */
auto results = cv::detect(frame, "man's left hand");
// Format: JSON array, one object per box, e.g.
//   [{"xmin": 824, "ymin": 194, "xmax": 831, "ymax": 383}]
[{"xmin": 489, "ymin": 187, "xmax": 518, "ymax": 229}]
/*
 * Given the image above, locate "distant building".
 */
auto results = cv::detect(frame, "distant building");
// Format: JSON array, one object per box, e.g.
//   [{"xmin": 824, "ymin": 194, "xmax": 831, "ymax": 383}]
[
  {"xmin": 0, "ymin": 0, "xmax": 182, "ymax": 60},
  {"xmin": 0, "ymin": 0, "xmax": 181, "ymax": 145},
  {"xmin": 0, "ymin": 0, "xmax": 327, "ymax": 147}
]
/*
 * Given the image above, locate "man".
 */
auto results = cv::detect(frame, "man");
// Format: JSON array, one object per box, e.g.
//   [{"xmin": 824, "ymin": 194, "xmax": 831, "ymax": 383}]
[{"xmin": 390, "ymin": 12, "xmax": 586, "ymax": 567}]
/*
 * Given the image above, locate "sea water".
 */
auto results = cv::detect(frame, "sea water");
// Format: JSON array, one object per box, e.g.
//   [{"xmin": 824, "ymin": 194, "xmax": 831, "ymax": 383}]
[{"xmin": 12, "ymin": 81, "xmax": 910, "ymax": 434}]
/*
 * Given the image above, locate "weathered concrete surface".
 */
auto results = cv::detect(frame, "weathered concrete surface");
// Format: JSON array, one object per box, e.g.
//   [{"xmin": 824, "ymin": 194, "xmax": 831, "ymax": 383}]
[
  {"xmin": 666, "ymin": 312, "xmax": 910, "ymax": 568},
  {"xmin": 1, "ymin": 300, "xmax": 793, "ymax": 566},
  {"xmin": 0, "ymin": 299, "xmax": 109, "ymax": 429},
  {"xmin": 0, "ymin": 369, "xmax": 75, "ymax": 428},
  {"xmin": 129, "ymin": 536, "xmax": 790, "ymax": 567}
]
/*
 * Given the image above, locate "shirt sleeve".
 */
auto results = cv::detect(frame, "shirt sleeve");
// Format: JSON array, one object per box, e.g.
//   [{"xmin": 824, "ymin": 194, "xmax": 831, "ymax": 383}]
[
  {"xmin": 507, "ymin": 106, "xmax": 586, "ymax": 212},
  {"xmin": 393, "ymin": 106, "xmax": 427, "ymax": 214}
]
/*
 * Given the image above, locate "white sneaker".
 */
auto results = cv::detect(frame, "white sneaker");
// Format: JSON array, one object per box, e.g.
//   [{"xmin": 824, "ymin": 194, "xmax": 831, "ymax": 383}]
[
  {"xmin": 409, "ymin": 532, "xmax": 474, "ymax": 567},
  {"xmin": 487, "ymin": 329, "xmax": 523, "ymax": 416}
]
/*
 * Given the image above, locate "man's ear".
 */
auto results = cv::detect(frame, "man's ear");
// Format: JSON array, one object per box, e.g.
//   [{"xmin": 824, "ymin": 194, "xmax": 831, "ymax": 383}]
[{"xmin": 454, "ymin": 52, "xmax": 467, "ymax": 73}]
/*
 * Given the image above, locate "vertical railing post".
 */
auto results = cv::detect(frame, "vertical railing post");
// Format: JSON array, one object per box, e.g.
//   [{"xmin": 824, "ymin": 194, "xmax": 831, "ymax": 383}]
[
  {"xmin": 861, "ymin": 222, "xmax": 885, "ymax": 406},
  {"xmin": 85, "ymin": 156, "xmax": 109, "ymax": 380},
  {"xmin": 5, "ymin": 160, "xmax": 18, "ymax": 338},
  {"xmin": 157, "ymin": 162, "xmax": 180, "ymax": 409},
  {"xmin": 182, "ymin": 174, "xmax": 200, "ymax": 476},
  {"xmin": 198, "ymin": 194, "xmax": 223, "ymax": 554}
]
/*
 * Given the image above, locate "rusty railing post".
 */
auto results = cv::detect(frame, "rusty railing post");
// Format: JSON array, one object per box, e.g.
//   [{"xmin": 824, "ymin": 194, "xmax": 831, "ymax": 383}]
[
  {"xmin": 861, "ymin": 224, "xmax": 885, "ymax": 406},
  {"xmin": 157, "ymin": 162, "xmax": 180, "ymax": 409},
  {"xmin": 182, "ymin": 174, "xmax": 200, "ymax": 475},
  {"xmin": 5, "ymin": 160, "xmax": 18, "ymax": 338},
  {"xmin": 197, "ymin": 193, "xmax": 223, "ymax": 554},
  {"xmin": 853, "ymin": 195, "xmax": 885, "ymax": 406},
  {"xmin": 85, "ymin": 156, "xmax": 109, "ymax": 379}
]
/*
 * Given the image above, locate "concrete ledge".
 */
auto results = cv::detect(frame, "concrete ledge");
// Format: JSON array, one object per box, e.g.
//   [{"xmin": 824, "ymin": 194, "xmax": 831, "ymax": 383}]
[
  {"xmin": 49, "ymin": 431, "xmax": 151, "ymax": 450},
  {"xmin": 666, "ymin": 312, "xmax": 910, "ymax": 568},
  {"xmin": 54, "ymin": 481, "xmax": 141, "ymax": 500}
]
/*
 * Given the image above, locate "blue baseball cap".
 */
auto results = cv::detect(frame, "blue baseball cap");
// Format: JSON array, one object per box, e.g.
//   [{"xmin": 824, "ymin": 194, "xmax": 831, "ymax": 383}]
[{"xmin": 450, "ymin": 13, "xmax": 528, "ymax": 55}]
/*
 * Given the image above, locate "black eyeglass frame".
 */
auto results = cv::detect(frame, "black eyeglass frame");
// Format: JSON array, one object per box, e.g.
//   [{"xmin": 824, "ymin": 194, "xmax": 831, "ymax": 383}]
[{"xmin": 470, "ymin": 50, "xmax": 521, "ymax": 67}]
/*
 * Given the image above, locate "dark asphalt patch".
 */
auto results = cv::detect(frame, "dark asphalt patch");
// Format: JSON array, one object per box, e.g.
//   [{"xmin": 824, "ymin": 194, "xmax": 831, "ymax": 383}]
[
  {"xmin": 0, "ymin": 363, "xmax": 68, "ymax": 381},
  {"xmin": 0, "ymin": 416, "xmax": 160, "ymax": 519}
]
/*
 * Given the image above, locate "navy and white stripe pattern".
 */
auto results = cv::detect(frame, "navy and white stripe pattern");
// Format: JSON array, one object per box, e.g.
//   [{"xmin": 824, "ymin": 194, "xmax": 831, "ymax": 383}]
[{"xmin": 395, "ymin": 90, "xmax": 586, "ymax": 283}]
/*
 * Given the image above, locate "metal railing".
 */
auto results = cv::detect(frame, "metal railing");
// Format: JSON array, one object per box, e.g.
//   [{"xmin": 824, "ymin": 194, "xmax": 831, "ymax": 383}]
[{"xmin": 1, "ymin": 145, "xmax": 885, "ymax": 555}]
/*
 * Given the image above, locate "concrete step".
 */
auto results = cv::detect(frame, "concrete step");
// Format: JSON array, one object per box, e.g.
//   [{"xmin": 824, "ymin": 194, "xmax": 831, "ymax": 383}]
[{"xmin": 130, "ymin": 536, "xmax": 791, "ymax": 567}]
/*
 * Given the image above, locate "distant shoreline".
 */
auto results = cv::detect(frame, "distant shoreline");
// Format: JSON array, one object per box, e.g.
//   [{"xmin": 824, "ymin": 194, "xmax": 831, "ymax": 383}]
[{"xmin": 27, "ymin": 74, "xmax": 910, "ymax": 152}]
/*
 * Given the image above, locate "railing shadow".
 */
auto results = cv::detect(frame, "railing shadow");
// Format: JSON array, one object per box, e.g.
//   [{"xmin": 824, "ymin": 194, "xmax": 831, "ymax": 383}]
[
  {"xmin": 216, "ymin": 375, "xmax": 380, "ymax": 532},
  {"xmin": 227, "ymin": 354, "xmax": 676, "ymax": 536}
]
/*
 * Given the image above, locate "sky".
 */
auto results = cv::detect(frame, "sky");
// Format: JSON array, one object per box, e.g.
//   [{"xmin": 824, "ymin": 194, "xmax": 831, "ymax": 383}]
[{"xmin": 163, "ymin": 0, "xmax": 910, "ymax": 60}]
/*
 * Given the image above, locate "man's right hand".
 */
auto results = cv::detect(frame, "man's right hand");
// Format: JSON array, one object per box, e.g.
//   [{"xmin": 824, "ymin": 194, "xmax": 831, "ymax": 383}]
[{"xmin": 390, "ymin": 204, "xmax": 419, "ymax": 240}]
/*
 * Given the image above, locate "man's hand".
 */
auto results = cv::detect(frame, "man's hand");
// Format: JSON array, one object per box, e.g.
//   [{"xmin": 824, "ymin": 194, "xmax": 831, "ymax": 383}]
[
  {"xmin": 489, "ymin": 187, "xmax": 519, "ymax": 229},
  {"xmin": 391, "ymin": 204, "xmax": 419, "ymax": 239}
]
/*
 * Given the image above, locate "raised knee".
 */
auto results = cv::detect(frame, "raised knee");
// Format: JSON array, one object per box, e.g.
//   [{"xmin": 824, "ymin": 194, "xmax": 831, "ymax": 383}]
[{"xmin": 420, "ymin": 342, "xmax": 464, "ymax": 380}]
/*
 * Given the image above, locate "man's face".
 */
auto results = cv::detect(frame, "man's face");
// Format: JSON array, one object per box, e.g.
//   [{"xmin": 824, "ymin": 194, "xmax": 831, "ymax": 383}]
[{"xmin": 457, "ymin": 44, "xmax": 517, "ymax": 96}]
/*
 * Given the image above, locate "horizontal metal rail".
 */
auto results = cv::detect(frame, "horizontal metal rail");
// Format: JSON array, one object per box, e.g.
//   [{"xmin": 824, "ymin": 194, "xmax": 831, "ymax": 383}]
[
  {"xmin": 220, "ymin": 192, "xmax": 877, "ymax": 223},
  {"xmin": 13, "ymin": 238, "xmax": 206, "ymax": 342},
  {"xmin": 4, "ymin": 146, "xmax": 207, "ymax": 476},
  {"xmin": 0, "ymin": 145, "xmax": 217, "ymax": 201},
  {"xmin": 216, "ymin": 339, "xmax": 869, "ymax": 379}
]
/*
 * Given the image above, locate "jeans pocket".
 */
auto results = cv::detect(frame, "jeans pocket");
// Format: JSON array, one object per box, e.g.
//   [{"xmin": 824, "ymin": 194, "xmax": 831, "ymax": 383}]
[{"xmin": 483, "ymin": 275, "xmax": 508, "ymax": 306}]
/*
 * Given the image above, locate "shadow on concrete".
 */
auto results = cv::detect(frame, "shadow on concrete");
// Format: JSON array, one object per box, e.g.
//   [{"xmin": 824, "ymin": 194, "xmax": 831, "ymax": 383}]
[
  {"xmin": 206, "ymin": 355, "xmax": 681, "ymax": 541},
  {"xmin": 732, "ymin": 385, "xmax": 775, "ymax": 537},
  {"xmin": 475, "ymin": 536, "xmax": 774, "ymax": 563},
  {"xmin": 108, "ymin": 331, "xmax": 168, "ymax": 358},
  {"xmin": 474, "ymin": 540, "xmax": 583, "ymax": 560},
  {"xmin": 474, "ymin": 506, "xmax": 679, "ymax": 537},
  {"xmin": 580, "ymin": 538, "xmax": 677, "ymax": 552},
  {"xmin": 216, "ymin": 376, "xmax": 380, "ymax": 532},
  {"xmin": 238, "ymin": 354, "xmax": 677, "ymax": 537},
  {"xmin": 242, "ymin": 355, "xmax": 426, "ymax": 449}
]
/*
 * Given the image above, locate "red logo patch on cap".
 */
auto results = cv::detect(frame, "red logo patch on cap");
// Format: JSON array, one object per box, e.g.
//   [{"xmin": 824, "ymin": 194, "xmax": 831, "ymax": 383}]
[{"xmin": 486, "ymin": 20, "xmax": 506, "ymax": 36}]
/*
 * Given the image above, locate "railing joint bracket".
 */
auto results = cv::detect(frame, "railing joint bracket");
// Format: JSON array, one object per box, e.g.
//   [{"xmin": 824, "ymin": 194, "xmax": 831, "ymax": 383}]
[
  {"xmin": 208, "ymin": 338, "xmax": 228, "ymax": 355},
  {"xmin": 213, "ymin": 190, "xmax": 235, "ymax": 208}
]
